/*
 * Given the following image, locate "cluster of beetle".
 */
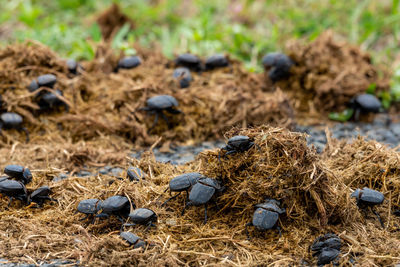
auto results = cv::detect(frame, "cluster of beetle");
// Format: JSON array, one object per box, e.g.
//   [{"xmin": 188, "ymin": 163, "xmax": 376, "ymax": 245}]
[{"xmin": 0, "ymin": 164, "xmax": 56, "ymax": 207}]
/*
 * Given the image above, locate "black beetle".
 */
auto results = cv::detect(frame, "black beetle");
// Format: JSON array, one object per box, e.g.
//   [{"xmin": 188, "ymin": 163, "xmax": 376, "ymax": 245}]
[
  {"xmin": 175, "ymin": 53, "xmax": 202, "ymax": 71},
  {"xmin": 37, "ymin": 74, "xmax": 57, "ymax": 88},
  {"xmin": 96, "ymin": 195, "xmax": 133, "ymax": 222},
  {"xmin": 205, "ymin": 54, "xmax": 229, "ymax": 70},
  {"xmin": 182, "ymin": 177, "xmax": 222, "ymax": 224},
  {"xmin": 0, "ymin": 113, "xmax": 30, "ymax": 142},
  {"xmin": 262, "ymin": 52, "xmax": 293, "ymax": 82},
  {"xmin": 120, "ymin": 231, "xmax": 147, "ymax": 249},
  {"xmin": 127, "ymin": 167, "xmax": 146, "ymax": 182},
  {"xmin": 4, "ymin": 164, "xmax": 32, "ymax": 184},
  {"xmin": 76, "ymin": 198, "xmax": 103, "ymax": 222},
  {"xmin": 220, "ymin": 135, "xmax": 255, "ymax": 159},
  {"xmin": 351, "ymin": 187, "xmax": 384, "ymax": 227},
  {"xmin": 66, "ymin": 58, "xmax": 83, "ymax": 75},
  {"xmin": 317, "ymin": 247, "xmax": 340, "ymax": 266},
  {"xmin": 37, "ymin": 89, "xmax": 69, "ymax": 112},
  {"xmin": 173, "ymin": 67, "xmax": 192, "ymax": 88},
  {"xmin": 0, "ymin": 179, "xmax": 28, "ymax": 206},
  {"xmin": 29, "ymin": 186, "xmax": 57, "ymax": 206},
  {"xmin": 310, "ymin": 233, "xmax": 341, "ymax": 254},
  {"xmin": 117, "ymin": 56, "xmax": 141, "ymax": 70},
  {"xmin": 124, "ymin": 208, "xmax": 157, "ymax": 230},
  {"xmin": 140, "ymin": 95, "xmax": 182, "ymax": 132},
  {"xmin": 245, "ymin": 199, "xmax": 285, "ymax": 238},
  {"xmin": 311, "ymin": 233, "xmax": 341, "ymax": 266},
  {"xmin": 162, "ymin": 172, "xmax": 203, "ymax": 206},
  {"xmin": 349, "ymin": 94, "xmax": 381, "ymax": 121},
  {"xmin": 27, "ymin": 80, "xmax": 39, "ymax": 92}
]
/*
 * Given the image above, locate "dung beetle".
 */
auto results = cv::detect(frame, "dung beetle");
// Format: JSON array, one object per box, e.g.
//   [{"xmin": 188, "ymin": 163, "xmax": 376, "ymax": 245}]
[
  {"xmin": 27, "ymin": 80, "xmax": 39, "ymax": 92},
  {"xmin": 310, "ymin": 233, "xmax": 341, "ymax": 254},
  {"xmin": 220, "ymin": 135, "xmax": 255, "ymax": 159},
  {"xmin": 245, "ymin": 199, "xmax": 285, "ymax": 238},
  {"xmin": 0, "ymin": 112, "xmax": 30, "ymax": 142},
  {"xmin": 120, "ymin": 231, "xmax": 147, "ymax": 249},
  {"xmin": 126, "ymin": 167, "xmax": 146, "ymax": 182},
  {"xmin": 205, "ymin": 54, "xmax": 229, "ymax": 70},
  {"xmin": 173, "ymin": 67, "xmax": 192, "ymax": 88},
  {"xmin": 76, "ymin": 198, "xmax": 103, "ymax": 223},
  {"xmin": 37, "ymin": 89, "xmax": 69, "ymax": 112},
  {"xmin": 317, "ymin": 248, "xmax": 340, "ymax": 266},
  {"xmin": 351, "ymin": 187, "xmax": 384, "ymax": 227},
  {"xmin": 4, "ymin": 164, "xmax": 32, "ymax": 184},
  {"xmin": 262, "ymin": 52, "xmax": 293, "ymax": 82},
  {"xmin": 162, "ymin": 172, "xmax": 203, "ymax": 206},
  {"xmin": 139, "ymin": 95, "xmax": 182, "ymax": 132},
  {"xmin": 117, "ymin": 56, "xmax": 141, "ymax": 70},
  {"xmin": 124, "ymin": 208, "xmax": 157, "ymax": 230},
  {"xmin": 37, "ymin": 74, "xmax": 57, "ymax": 88},
  {"xmin": 29, "ymin": 186, "xmax": 57, "ymax": 206},
  {"xmin": 175, "ymin": 53, "xmax": 202, "ymax": 71},
  {"xmin": 66, "ymin": 58, "xmax": 83, "ymax": 75},
  {"xmin": 182, "ymin": 177, "xmax": 222, "ymax": 224},
  {"xmin": 349, "ymin": 94, "xmax": 381, "ymax": 121},
  {"xmin": 96, "ymin": 195, "xmax": 133, "ymax": 222},
  {"xmin": 311, "ymin": 234, "xmax": 341, "ymax": 266},
  {"xmin": 0, "ymin": 179, "xmax": 28, "ymax": 206}
]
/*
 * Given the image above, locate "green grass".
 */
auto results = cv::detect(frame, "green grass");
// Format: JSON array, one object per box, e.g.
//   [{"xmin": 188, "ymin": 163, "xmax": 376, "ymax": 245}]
[{"xmin": 1, "ymin": 0, "xmax": 399, "ymax": 69}]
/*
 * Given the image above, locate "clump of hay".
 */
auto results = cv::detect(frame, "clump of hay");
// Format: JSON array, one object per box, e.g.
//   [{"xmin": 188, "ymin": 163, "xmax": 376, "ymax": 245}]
[
  {"xmin": 0, "ymin": 126, "xmax": 399, "ymax": 266},
  {"xmin": 273, "ymin": 31, "xmax": 390, "ymax": 116}
]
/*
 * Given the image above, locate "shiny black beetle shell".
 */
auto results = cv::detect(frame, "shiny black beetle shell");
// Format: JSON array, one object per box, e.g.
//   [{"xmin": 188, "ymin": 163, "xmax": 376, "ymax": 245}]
[
  {"xmin": 1, "ymin": 113, "xmax": 23, "ymax": 128},
  {"xmin": 120, "ymin": 232, "xmax": 146, "ymax": 248},
  {"xmin": 169, "ymin": 172, "xmax": 203, "ymax": 192},
  {"xmin": 98, "ymin": 195, "xmax": 132, "ymax": 217},
  {"xmin": 317, "ymin": 248, "xmax": 340, "ymax": 266},
  {"xmin": 128, "ymin": 208, "xmax": 157, "ymax": 225},
  {"xmin": 146, "ymin": 95, "xmax": 179, "ymax": 111},
  {"xmin": 127, "ymin": 167, "xmax": 146, "ymax": 182},
  {"xmin": 175, "ymin": 53, "xmax": 202, "ymax": 71},
  {"xmin": 117, "ymin": 56, "xmax": 141, "ymax": 70},
  {"xmin": 262, "ymin": 52, "xmax": 293, "ymax": 82},
  {"xmin": 252, "ymin": 199, "xmax": 285, "ymax": 231},
  {"xmin": 351, "ymin": 94, "xmax": 381, "ymax": 113},
  {"xmin": 351, "ymin": 187, "xmax": 384, "ymax": 206},
  {"xmin": 223, "ymin": 135, "xmax": 255, "ymax": 154},
  {"xmin": 205, "ymin": 54, "xmax": 229, "ymax": 70},
  {"xmin": 77, "ymin": 198, "xmax": 102, "ymax": 214},
  {"xmin": 173, "ymin": 67, "xmax": 192, "ymax": 88},
  {"xmin": 4, "ymin": 164, "xmax": 32, "ymax": 184},
  {"xmin": 37, "ymin": 74, "xmax": 57, "ymax": 88},
  {"xmin": 0, "ymin": 179, "xmax": 28, "ymax": 204},
  {"xmin": 188, "ymin": 178, "xmax": 221, "ymax": 206}
]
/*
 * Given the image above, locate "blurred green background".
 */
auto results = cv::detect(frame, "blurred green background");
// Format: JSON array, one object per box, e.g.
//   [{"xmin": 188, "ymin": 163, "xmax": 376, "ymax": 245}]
[{"xmin": 1, "ymin": 0, "xmax": 399, "ymax": 70}]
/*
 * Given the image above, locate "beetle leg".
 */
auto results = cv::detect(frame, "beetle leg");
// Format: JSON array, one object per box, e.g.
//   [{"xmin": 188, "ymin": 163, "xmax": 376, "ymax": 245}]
[
  {"xmin": 79, "ymin": 214, "xmax": 89, "ymax": 221},
  {"xmin": 371, "ymin": 208, "xmax": 384, "ymax": 228},
  {"xmin": 148, "ymin": 112, "xmax": 159, "ymax": 133},
  {"xmin": 162, "ymin": 192, "xmax": 181, "ymax": 206},
  {"xmin": 276, "ymin": 226, "xmax": 282, "ymax": 237},
  {"xmin": 7, "ymin": 197, "xmax": 14, "ymax": 207},
  {"xmin": 354, "ymin": 108, "xmax": 361, "ymax": 122},
  {"xmin": 203, "ymin": 203, "xmax": 208, "ymax": 224},
  {"xmin": 19, "ymin": 127, "xmax": 30, "ymax": 143},
  {"xmin": 159, "ymin": 111, "xmax": 171, "ymax": 129},
  {"xmin": 181, "ymin": 201, "xmax": 192, "ymax": 216},
  {"xmin": 245, "ymin": 222, "xmax": 252, "ymax": 240}
]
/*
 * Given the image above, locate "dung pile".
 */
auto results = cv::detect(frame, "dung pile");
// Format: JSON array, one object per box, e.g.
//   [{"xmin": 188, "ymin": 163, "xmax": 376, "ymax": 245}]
[
  {"xmin": 1, "ymin": 126, "xmax": 399, "ymax": 266},
  {"xmin": 0, "ymin": 42, "xmax": 293, "ymax": 147},
  {"xmin": 273, "ymin": 31, "xmax": 390, "ymax": 117}
]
